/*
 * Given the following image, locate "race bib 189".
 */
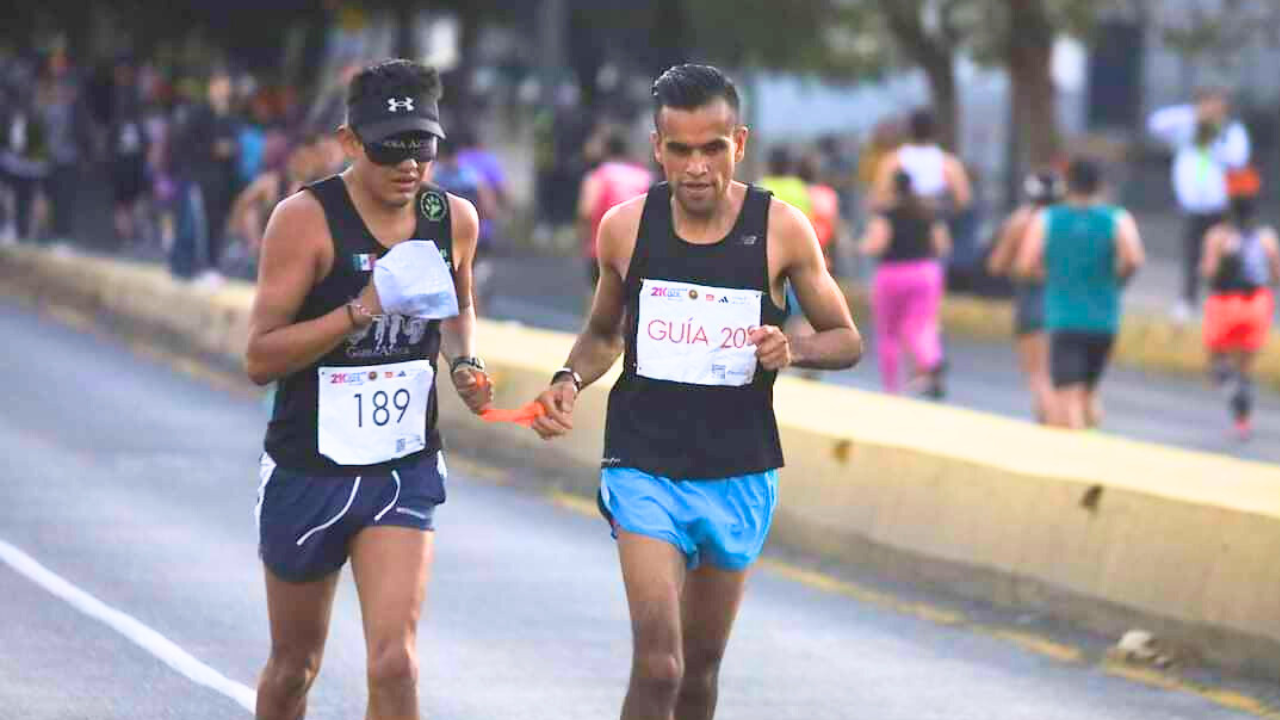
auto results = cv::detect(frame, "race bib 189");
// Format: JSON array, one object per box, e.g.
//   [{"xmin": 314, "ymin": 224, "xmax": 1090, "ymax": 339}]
[
  {"xmin": 317, "ymin": 359, "xmax": 434, "ymax": 465},
  {"xmin": 636, "ymin": 279, "xmax": 761, "ymax": 386}
]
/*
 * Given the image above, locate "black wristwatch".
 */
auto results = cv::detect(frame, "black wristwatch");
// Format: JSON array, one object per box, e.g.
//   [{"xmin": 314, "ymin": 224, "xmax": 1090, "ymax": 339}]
[
  {"xmin": 449, "ymin": 356, "xmax": 486, "ymax": 374},
  {"xmin": 552, "ymin": 367, "xmax": 582, "ymax": 392}
]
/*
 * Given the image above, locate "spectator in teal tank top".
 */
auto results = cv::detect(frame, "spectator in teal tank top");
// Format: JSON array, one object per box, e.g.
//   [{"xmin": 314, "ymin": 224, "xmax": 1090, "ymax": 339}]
[{"xmin": 1014, "ymin": 158, "xmax": 1145, "ymax": 429}]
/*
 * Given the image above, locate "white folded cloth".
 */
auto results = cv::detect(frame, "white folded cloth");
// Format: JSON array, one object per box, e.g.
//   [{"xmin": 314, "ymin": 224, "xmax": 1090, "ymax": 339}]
[{"xmin": 372, "ymin": 240, "xmax": 459, "ymax": 319}]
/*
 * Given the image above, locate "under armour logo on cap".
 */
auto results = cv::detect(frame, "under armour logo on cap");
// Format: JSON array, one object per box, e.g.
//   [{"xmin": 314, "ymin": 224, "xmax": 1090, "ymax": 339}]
[
  {"xmin": 387, "ymin": 97, "xmax": 415, "ymax": 113},
  {"xmin": 350, "ymin": 90, "xmax": 445, "ymax": 143}
]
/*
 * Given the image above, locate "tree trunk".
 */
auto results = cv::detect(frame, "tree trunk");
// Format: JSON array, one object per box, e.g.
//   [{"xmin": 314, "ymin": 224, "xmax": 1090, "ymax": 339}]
[
  {"xmin": 1007, "ymin": 0, "xmax": 1059, "ymax": 168},
  {"xmin": 878, "ymin": 0, "xmax": 961, "ymax": 153},
  {"xmin": 921, "ymin": 54, "xmax": 960, "ymax": 152}
]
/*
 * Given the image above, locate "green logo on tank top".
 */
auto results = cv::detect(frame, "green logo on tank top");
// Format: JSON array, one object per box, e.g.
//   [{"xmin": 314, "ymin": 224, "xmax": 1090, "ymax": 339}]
[{"xmin": 420, "ymin": 191, "xmax": 446, "ymax": 222}]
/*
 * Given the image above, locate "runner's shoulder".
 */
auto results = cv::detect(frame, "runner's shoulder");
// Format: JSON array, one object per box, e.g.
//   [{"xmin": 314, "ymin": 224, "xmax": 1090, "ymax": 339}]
[
  {"xmin": 599, "ymin": 193, "xmax": 647, "ymax": 238},
  {"xmin": 445, "ymin": 192, "xmax": 479, "ymax": 241},
  {"xmin": 265, "ymin": 188, "xmax": 329, "ymax": 249},
  {"xmin": 766, "ymin": 193, "xmax": 816, "ymax": 245}
]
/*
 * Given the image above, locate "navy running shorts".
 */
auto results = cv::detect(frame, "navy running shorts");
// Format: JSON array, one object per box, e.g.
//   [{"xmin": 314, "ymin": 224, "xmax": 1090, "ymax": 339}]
[{"xmin": 255, "ymin": 450, "xmax": 447, "ymax": 583}]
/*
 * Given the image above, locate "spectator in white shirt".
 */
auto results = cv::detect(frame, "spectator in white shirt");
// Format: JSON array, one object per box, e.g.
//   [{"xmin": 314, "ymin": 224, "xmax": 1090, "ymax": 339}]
[{"xmin": 1148, "ymin": 88, "xmax": 1251, "ymax": 321}]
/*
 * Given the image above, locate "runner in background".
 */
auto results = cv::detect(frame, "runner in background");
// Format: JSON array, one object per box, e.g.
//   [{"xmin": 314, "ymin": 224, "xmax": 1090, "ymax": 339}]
[
  {"xmin": 576, "ymin": 129, "xmax": 652, "ymax": 298},
  {"xmin": 1200, "ymin": 180, "xmax": 1279, "ymax": 440},
  {"xmin": 860, "ymin": 170, "xmax": 950, "ymax": 397},
  {"xmin": 986, "ymin": 169, "xmax": 1065, "ymax": 423},
  {"xmin": 431, "ymin": 135, "xmax": 499, "ymax": 313},
  {"xmin": 227, "ymin": 135, "xmax": 324, "ymax": 262},
  {"xmin": 1016, "ymin": 158, "xmax": 1145, "ymax": 430},
  {"xmin": 798, "ymin": 154, "xmax": 840, "ymax": 273}
]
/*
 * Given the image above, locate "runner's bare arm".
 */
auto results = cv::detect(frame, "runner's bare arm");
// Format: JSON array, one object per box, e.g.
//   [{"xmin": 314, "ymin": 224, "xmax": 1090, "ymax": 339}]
[
  {"xmin": 439, "ymin": 194, "xmax": 492, "ymax": 414},
  {"xmin": 576, "ymin": 171, "xmax": 601, "ymax": 249},
  {"xmin": 530, "ymin": 199, "xmax": 640, "ymax": 440},
  {"xmin": 244, "ymin": 193, "xmax": 374, "ymax": 385},
  {"xmin": 565, "ymin": 200, "xmax": 636, "ymax": 385},
  {"xmin": 986, "ymin": 206, "xmax": 1032, "ymax": 276},
  {"xmin": 772, "ymin": 201, "xmax": 862, "ymax": 370},
  {"xmin": 228, "ymin": 173, "xmax": 271, "ymax": 249},
  {"xmin": 1199, "ymin": 225, "xmax": 1226, "ymax": 280},
  {"xmin": 1014, "ymin": 210, "xmax": 1047, "ymax": 281},
  {"xmin": 858, "ymin": 215, "xmax": 891, "ymax": 257},
  {"xmin": 870, "ymin": 154, "xmax": 901, "ymax": 209},
  {"xmin": 943, "ymin": 155, "xmax": 973, "ymax": 209},
  {"xmin": 1114, "ymin": 210, "xmax": 1145, "ymax": 280},
  {"xmin": 1263, "ymin": 228, "xmax": 1280, "ymax": 284},
  {"xmin": 440, "ymin": 194, "xmax": 480, "ymax": 361},
  {"xmin": 931, "ymin": 220, "xmax": 953, "ymax": 258}
]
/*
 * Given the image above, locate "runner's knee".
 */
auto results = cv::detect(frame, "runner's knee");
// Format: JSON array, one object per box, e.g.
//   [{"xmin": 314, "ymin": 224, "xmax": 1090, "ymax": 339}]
[
  {"xmin": 263, "ymin": 647, "xmax": 322, "ymax": 699},
  {"xmin": 680, "ymin": 644, "xmax": 724, "ymax": 692},
  {"xmin": 367, "ymin": 641, "xmax": 418, "ymax": 691},
  {"xmin": 632, "ymin": 650, "xmax": 684, "ymax": 698}
]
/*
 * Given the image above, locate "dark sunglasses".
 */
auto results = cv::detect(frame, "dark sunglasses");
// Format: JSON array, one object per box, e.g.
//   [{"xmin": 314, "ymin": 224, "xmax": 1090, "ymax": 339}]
[{"xmin": 357, "ymin": 132, "xmax": 438, "ymax": 167}]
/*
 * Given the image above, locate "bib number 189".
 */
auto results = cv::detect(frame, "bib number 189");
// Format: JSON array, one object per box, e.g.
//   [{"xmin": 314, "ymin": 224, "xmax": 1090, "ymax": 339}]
[{"xmin": 354, "ymin": 389, "xmax": 411, "ymax": 427}]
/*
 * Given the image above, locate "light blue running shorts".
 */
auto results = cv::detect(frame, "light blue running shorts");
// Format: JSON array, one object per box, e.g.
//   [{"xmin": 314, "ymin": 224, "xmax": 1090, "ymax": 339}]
[{"xmin": 598, "ymin": 466, "xmax": 779, "ymax": 571}]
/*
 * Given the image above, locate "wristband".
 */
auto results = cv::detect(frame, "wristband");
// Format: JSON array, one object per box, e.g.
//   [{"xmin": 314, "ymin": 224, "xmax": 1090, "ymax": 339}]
[
  {"xmin": 449, "ymin": 355, "xmax": 486, "ymax": 374},
  {"xmin": 346, "ymin": 299, "xmax": 374, "ymax": 327},
  {"xmin": 552, "ymin": 367, "xmax": 582, "ymax": 392}
]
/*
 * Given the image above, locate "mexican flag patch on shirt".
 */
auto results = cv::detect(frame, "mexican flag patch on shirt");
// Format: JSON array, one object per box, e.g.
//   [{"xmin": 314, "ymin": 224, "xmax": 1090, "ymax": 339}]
[{"xmin": 352, "ymin": 253, "xmax": 376, "ymax": 271}]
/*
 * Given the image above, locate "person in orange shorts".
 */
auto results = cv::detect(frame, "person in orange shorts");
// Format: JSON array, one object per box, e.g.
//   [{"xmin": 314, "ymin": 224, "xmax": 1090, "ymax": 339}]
[{"xmin": 1200, "ymin": 191, "xmax": 1280, "ymax": 439}]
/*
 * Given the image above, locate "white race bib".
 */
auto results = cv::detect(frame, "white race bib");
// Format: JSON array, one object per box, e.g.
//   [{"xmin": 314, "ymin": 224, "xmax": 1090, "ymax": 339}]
[
  {"xmin": 317, "ymin": 359, "xmax": 434, "ymax": 465},
  {"xmin": 636, "ymin": 279, "xmax": 761, "ymax": 386}
]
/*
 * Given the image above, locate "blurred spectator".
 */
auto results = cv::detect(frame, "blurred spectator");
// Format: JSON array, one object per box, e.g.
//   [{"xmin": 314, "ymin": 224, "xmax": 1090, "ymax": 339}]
[
  {"xmin": 1200, "ymin": 190, "xmax": 1279, "ymax": 440},
  {"xmin": 431, "ymin": 136, "xmax": 498, "ymax": 311},
  {"xmin": 798, "ymin": 153, "xmax": 840, "ymax": 273},
  {"xmin": 455, "ymin": 125, "xmax": 509, "ymax": 252},
  {"xmin": 236, "ymin": 85, "xmax": 272, "ymax": 189},
  {"xmin": 860, "ymin": 170, "xmax": 951, "ymax": 398},
  {"xmin": 170, "ymin": 69, "xmax": 241, "ymax": 281},
  {"xmin": 0, "ymin": 79, "xmax": 49, "ymax": 243},
  {"xmin": 1148, "ymin": 88, "xmax": 1251, "ymax": 322},
  {"xmin": 576, "ymin": 129, "xmax": 651, "ymax": 292},
  {"xmin": 431, "ymin": 136, "xmax": 497, "ymax": 227},
  {"xmin": 817, "ymin": 133, "xmax": 858, "ymax": 225},
  {"xmin": 141, "ymin": 70, "xmax": 179, "ymax": 255},
  {"xmin": 313, "ymin": 132, "xmax": 348, "ymax": 176},
  {"xmin": 532, "ymin": 84, "xmax": 592, "ymax": 249},
  {"xmin": 758, "ymin": 146, "xmax": 811, "ymax": 216},
  {"xmin": 306, "ymin": 59, "xmax": 362, "ymax": 135},
  {"xmin": 37, "ymin": 44, "xmax": 97, "ymax": 244},
  {"xmin": 1015, "ymin": 158, "xmax": 1145, "ymax": 430},
  {"xmin": 107, "ymin": 57, "xmax": 150, "ymax": 247}
]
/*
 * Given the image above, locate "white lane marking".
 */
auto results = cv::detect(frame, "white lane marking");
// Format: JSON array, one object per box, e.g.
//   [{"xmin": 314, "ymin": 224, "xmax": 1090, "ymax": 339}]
[{"xmin": 0, "ymin": 539, "xmax": 256, "ymax": 713}]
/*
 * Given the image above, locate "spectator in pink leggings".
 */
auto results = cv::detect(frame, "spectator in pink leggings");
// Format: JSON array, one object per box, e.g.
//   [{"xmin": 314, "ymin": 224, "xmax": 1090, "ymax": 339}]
[{"xmin": 860, "ymin": 171, "xmax": 951, "ymax": 397}]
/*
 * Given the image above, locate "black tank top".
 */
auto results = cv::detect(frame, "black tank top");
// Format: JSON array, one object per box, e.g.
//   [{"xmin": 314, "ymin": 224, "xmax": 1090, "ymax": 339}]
[
  {"xmin": 263, "ymin": 175, "xmax": 455, "ymax": 473},
  {"xmin": 603, "ymin": 183, "xmax": 786, "ymax": 480},
  {"xmin": 1211, "ymin": 228, "xmax": 1269, "ymax": 294},
  {"xmin": 881, "ymin": 207, "xmax": 935, "ymax": 262}
]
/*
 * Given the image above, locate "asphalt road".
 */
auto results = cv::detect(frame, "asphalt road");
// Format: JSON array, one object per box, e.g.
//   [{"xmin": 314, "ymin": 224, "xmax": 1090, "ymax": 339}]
[{"xmin": 2, "ymin": 296, "xmax": 1277, "ymax": 719}]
